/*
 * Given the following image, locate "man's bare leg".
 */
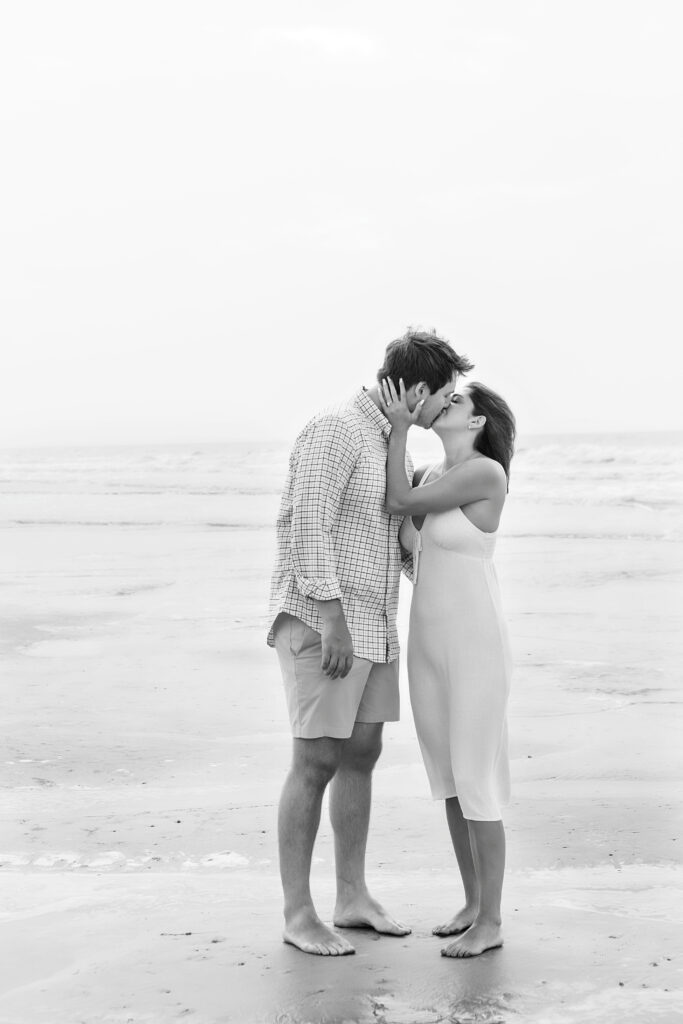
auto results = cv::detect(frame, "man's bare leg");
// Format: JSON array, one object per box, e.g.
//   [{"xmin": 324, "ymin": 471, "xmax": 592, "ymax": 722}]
[
  {"xmin": 433, "ymin": 796, "xmax": 480, "ymax": 936},
  {"xmin": 279, "ymin": 737, "xmax": 355, "ymax": 955},
  {"xmin": 441, "ymin": 819, "xmax": 505, "ymax": 958},
  {"xmin": 331, "ymin": 722, "xmax": 411, "ymax": 936}
]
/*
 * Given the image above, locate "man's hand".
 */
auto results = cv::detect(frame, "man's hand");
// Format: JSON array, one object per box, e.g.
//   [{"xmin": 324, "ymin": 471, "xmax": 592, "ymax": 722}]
[{"xmin": 316, "ymin": 600, "xmax": 354, "ymax": 678}]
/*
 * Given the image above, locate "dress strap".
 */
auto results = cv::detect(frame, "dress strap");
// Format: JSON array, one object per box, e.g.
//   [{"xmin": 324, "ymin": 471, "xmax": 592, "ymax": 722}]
[
  {"xmin": 412, "ymin": 462, "xmax": 439, "ymax": 587},
  {"xmin": 418, "ymin": 462, "xmax": 442, "ymax": 487}
]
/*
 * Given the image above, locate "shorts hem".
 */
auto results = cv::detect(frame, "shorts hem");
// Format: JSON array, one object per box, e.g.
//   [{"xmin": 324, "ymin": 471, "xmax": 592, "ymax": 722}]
[
  {"xmin": 292, "ymin": 725, "xmax": 354, "ymax": 740},
  {"xmin": 354, "ymin": 713, "xmax": 400, "ymax": 724}
]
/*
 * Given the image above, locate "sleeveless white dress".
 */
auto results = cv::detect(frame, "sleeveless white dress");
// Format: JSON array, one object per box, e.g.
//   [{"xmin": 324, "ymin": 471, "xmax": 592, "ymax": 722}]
[{"xmin": 400, "ymin": 464, "xmax": 512, "ymax": 821}]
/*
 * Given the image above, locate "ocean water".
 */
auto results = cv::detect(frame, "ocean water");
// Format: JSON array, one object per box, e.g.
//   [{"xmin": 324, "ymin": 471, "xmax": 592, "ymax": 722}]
[{"xmin": 0, "ymin": 432, "xmax": 681, "ymax": 540}]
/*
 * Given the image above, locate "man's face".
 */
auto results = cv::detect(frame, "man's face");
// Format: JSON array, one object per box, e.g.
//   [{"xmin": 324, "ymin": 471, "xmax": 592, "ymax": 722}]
[{"xmin": 411, "ymin": 375, "xmax": 458, "ymax": 429}]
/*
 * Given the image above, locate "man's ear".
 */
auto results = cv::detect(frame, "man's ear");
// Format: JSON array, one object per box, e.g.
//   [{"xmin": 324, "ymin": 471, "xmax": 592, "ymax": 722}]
[{"xmin": 405, "ymin": 381, "xmax": 429, "ymax": 411}]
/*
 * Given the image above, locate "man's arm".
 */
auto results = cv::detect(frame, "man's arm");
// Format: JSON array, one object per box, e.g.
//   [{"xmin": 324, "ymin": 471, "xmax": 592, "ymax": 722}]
[{"xmin": 290, "ymin": 416, "xmax": 358, "ymax": 679}]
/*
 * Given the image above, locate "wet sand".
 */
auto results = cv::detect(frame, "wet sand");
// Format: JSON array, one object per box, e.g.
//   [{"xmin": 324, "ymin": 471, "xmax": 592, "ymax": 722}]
[{"xmin": 1, "ymin": 500, "xmax": 682, "ymax": 1022}]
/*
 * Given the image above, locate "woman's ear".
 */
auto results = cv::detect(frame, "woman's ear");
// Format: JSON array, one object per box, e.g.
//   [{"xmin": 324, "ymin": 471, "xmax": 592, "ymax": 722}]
[{"xmin": 468, "ymin": 415, "xmax": 486, "ymax": 430}]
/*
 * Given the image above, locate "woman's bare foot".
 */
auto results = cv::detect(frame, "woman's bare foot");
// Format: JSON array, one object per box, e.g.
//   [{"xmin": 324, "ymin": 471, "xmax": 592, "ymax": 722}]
[
  {"xmin": 441, "ymin": 920, "xmax": 503, "ymax": 958},
  {"xmin": 283, "ymin": 908, "xmax": 355, "ymax": 956},
  {"xmin": 432, "ymin": 905, "xmax": 478, "ymax": 937},
  {"xmin": 333, "ymin": 893, "xmax": 411, "ymax": 936}
]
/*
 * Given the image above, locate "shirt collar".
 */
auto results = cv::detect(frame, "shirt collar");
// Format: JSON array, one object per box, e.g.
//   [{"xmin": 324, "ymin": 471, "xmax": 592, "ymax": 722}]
[{"xmin": 355, "ymin": 387, "xmax": 392, "ymax": 439}]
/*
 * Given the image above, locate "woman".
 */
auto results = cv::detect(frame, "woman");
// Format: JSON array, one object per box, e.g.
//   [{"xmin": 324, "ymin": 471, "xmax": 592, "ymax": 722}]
[{"xmin": 379, "ymin": 376, "xmax": 516, "ymax": 959}]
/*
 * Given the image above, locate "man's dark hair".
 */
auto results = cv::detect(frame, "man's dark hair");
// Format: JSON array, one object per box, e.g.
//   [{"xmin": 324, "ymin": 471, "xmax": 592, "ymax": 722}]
[{"xmin": 377, "ymin": 328, "xmax": 474, "ymax": 393}]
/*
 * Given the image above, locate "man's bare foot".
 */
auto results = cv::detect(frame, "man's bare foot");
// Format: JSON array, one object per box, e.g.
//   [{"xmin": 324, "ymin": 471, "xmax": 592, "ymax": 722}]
[
  {"xmin": 333, "ymin": 893, "xmax": 411, "ymax": 936},
  {"xmin": 432, "ymin": 905, "xmax": 478, "ymax": 937},
  {"xmin": 283, "ymin": 909, "xmax": 355, "ymax": 956},
  {"xmin": 441, "ymin": 921, "xmax": 503, "ymax": 958}
]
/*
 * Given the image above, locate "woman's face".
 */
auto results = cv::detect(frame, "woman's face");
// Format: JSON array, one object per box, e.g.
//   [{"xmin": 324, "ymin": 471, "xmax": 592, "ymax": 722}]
[
  {"xmin": 415, "ymin": 375, "xmax": 459, "ymax": 428},
  {"xmin": 432, "ymin": 386, "xmax": 476, "ymax": 433}
]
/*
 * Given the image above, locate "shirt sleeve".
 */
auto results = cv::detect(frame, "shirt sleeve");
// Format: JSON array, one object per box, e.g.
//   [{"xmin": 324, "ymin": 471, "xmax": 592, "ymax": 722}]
[
  {"xmin": 401, "ymin": 548, "xmax": 415, "ymax": 583},
  {"xmin": 290, "ymin": 416, "xmax": 359, "ymax": 601}
]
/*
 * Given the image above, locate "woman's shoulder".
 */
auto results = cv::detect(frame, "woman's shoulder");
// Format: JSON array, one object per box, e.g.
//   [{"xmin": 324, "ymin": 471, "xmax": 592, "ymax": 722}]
[
  {"xmin": 463, "ymin": 456, "xmax": 507, "ymax": 499},
  {"xmin": 467, "ymin": 455, "xmax": 507, "ymax": 485},
  {"xmin": 471, "ymin": 454, "xmax": 506, "ymax": 477}
]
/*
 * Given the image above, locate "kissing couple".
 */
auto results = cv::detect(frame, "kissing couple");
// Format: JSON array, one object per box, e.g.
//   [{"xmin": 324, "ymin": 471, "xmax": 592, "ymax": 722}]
[{"xmin": 267, "ymin": 328, "xmax": 516, "ymax": 958}]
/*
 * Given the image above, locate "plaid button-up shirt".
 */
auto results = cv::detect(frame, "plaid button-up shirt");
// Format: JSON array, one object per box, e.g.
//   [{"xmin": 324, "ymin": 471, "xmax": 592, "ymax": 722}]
[{"xmin": 267, "ymin": 388, "xmax": 413, "ymax": 663}]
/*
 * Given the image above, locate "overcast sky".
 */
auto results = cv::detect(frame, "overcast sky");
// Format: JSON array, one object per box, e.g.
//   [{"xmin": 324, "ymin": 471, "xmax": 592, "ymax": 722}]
[{"xmin": 1, "ymin": 1, "xmax": 681, "ymax": 445}]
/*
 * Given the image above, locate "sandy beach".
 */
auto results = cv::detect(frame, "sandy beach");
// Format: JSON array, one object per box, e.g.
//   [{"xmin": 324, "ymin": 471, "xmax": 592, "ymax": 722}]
[{"xmin": 1, "ymin": 438, "xmax": 682, "ymax": 1023}]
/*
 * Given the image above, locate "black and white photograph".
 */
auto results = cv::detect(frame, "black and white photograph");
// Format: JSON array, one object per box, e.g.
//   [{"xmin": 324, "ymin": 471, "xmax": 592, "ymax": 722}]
[{"xmin": 1, "ymin": 2, "xmax": 682, "ymax": 1022}]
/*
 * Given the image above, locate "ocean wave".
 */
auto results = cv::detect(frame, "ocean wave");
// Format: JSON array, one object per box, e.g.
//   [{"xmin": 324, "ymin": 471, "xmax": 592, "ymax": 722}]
[
  {"xmin": 506, "ymin": 531, "xmax": 682, "ymax": 541},
  {"xmin": 2, "ymin": 479, "xmax": 680, "ymax": 506},
  {"xmin": 511, "ymin": 494, "xmax": 683, "ymax": 510},
  {"xmin": 4, "ymin": 519, "xmax": 272, "ymax": 529},
  {"xmin": 3, "ymin": 520, "xmax": 680, "ymax": 542},
  {"xmin": 1, "ymin": 438, "xmax": 681, "ymax": 520},
  {"xmin": 0, "ymin": 486, "xmax": 284, "ymax": 497}
]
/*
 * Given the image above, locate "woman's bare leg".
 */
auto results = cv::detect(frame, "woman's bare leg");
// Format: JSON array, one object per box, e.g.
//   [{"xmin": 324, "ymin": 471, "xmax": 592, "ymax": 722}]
[
  {"xmin": 441, "ymin": 818, "xmax": 505, "ymax": 957},
  {"xmin": 433, "ymin": 797, "xmax": 480, "ymax": 936}
]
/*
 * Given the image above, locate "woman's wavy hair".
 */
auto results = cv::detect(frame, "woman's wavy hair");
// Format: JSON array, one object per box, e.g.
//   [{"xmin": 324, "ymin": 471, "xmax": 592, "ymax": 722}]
[{"xmin": 468, "ymin": 382, "xmax": 516, "ymax": 489}]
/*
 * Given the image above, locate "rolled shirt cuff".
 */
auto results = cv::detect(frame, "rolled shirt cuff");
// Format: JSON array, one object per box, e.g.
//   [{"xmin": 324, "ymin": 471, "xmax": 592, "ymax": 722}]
[
  {"xmin": 294, "ymin": 574, "xmax": 344, "ymax": 601},
  {"xmin": 401, "ymin": 554, "xmax": 415, "ymax": 583}
]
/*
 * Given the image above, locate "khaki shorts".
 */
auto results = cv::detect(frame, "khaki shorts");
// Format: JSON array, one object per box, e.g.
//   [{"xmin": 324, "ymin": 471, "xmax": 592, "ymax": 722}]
[{"xmin": 273, "ymin": 613, "xmax": 400, "ymax": 739}]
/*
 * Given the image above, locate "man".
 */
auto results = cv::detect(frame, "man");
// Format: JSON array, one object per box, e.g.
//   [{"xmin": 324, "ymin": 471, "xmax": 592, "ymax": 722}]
[{"xmin": 267, "ymin": 329, "xmax": 474, "ymax": 956}]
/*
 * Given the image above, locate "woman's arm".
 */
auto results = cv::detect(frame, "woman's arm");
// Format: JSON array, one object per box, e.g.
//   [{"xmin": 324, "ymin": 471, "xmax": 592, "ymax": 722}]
[
  {"xmin": 379, "ymin": 377, "xmax": 505, "ymax": 516},
  {"xmin": 378, "ymin": 378, "xmax": 426, "ymax": 514},
  {"xmin": 384, "ymin": 423, "xmax": 416, "ymax": 512},
  {"xmin": 386, "ymin": 444, "xmax": 505, "ymax": 515}
]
